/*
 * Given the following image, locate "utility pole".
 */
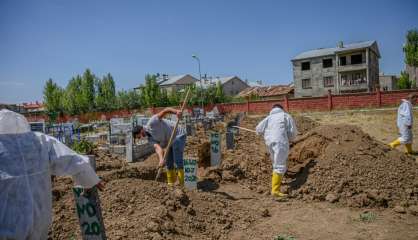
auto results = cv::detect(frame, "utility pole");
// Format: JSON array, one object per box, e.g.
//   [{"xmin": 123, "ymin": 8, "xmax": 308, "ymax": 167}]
[{"xmin": 192, "ymin": 54, "xmax": 204, "ymax": 115}]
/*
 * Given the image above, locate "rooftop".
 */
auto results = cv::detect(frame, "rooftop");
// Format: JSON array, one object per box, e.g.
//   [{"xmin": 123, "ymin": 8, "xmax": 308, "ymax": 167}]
[
  {"xmin": 238, "ymin": 85, "xmax": 294, "ymax": 98},
  {"xmin": 292, "ymin": 40, "xmax": 378, "ymax": 61}
]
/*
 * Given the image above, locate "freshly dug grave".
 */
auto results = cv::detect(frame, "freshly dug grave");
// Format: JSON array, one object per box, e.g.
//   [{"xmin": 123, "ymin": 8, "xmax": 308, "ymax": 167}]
[
  {"xmin": 186, "ymin": 115, "xmax": 318, "ymax": 191},
  {"xmin": 189, "ymin": 114, "xmax": 418, "ymax": 209},
  {"xmin": 287, "ymin": 124, "xmax": 418, "ymax": 208}
]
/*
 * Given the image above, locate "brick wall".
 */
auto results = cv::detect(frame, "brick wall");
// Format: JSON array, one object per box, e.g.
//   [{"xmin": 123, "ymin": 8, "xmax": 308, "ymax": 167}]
[{"xmin": 23, "ymin": 89, "xmax": 418, "ymax": 123}]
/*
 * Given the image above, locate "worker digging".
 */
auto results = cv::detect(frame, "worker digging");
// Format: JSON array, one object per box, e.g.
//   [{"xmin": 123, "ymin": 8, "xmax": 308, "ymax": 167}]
[
  {"xmin": 389, "ymin": 93, "xmax": 418, "ymax": 154},
  {"xmin": 133, "ymin": 107, "xmax": 187, "ymax": 186}
]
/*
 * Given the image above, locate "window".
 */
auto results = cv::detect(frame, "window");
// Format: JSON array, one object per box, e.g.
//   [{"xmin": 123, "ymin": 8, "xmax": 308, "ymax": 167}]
[
  {"xmin": 351, "ymin": 54, "xmax": 363, "ymax": 64},
  {"xmin": 322, "ymin": 59, "xmax": 333, "ymax": 68},
  {"xmin": 301, "ymin": 62, "xmax": 310, "ymax": 71},
  {"xmin": 340, "ymin": 56, "xmax": 346, "ymax": 66},
  {"xmin": 302, "ymin": 78, "xmax": 311, "ymax": 89},
  {"xmin": 323, "ymin": 76, "xmax": 334, "ymax": 87}
]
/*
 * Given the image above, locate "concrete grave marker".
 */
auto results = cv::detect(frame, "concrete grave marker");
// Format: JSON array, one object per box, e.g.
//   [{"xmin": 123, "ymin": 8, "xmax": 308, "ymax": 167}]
[
  {"xmin": 184, "ymin": 159, "xmax": 198, "ymax": 190},
  {"xmin": 73, "ymin": 156, "xmax": 106, "ymax": 240},
  {"xmin": 210, "ymin": 132, "xmax": 221, "ymax": 166},
  {"xmin": 226, "ymin": 131, "xmax": 234, "ymax": 150},
  {"xmin": 126, "ymin": 133, "xmax": 133, "ymax": 162}
]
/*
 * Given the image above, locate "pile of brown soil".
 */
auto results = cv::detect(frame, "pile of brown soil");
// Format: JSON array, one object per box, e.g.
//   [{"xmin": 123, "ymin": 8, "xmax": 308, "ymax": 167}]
[
  {"xmin": 287, "ymin": 124, "xmax": 418, "ymax": 208},
  {"xmin": 50, "ymin": 142, "xmax": 261, "ymax": 240}
]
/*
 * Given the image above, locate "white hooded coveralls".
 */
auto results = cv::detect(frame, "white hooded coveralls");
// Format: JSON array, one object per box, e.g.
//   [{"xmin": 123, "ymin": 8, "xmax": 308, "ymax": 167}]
[
  {"xmin": 256, "ymin": 108, "xmax": 297, "ymax": 174},
  {"xmin": 0, "ymin": 109, "xmax": 100, "ymax": 240},
  {"xmin": 397, "ymin": 99, "xmax": 413, "ymax": 144}
]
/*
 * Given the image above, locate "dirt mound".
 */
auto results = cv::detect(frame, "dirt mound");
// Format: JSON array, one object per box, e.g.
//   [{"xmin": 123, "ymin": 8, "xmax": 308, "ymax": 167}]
[{"xmin": 287, "ymin": 124, "xmax": 418, "ymax": 208}]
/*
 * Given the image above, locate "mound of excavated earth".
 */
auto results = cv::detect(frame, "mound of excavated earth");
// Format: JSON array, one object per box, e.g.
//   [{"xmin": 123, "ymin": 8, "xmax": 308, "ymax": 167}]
[{"xmin": 287, "ymin": 124, "xmax": 418, "ymax": 208}]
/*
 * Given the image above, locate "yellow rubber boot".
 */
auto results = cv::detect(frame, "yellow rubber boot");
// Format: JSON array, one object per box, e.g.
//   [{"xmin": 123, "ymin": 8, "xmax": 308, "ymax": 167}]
[
  {"xmin": 271, "ymin": 172, "xmax": 287, "ymax": 198},
  {"xmin": 405, "ymin": 144, "xmax": 413, "ymax": 154},
  {"xmin": 177, "ymin": 169, "xmax": 185, "ymax": 186},
  {"xmin": 166, "ymin": 169, "xmax": 176, "ymax": 186},
  {"xmin": 389, "ymin": 138, "xmax": 401, "ymax": 149}
]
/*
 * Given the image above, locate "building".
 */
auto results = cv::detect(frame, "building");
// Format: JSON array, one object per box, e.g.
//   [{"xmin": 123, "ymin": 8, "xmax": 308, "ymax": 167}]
[
  {"xmin": 157, "ymin": 74, "xmax": 198, "ymax": 92},
  {"xmin": 292, "ymin": 41, "xmax": 380, "ymax": 97},
  {"xmin": 134, "ymin": 74, "xmax": 198, "ymax": 93},
  {"xmin": 22, "ymin": 101, "xmax": 45, "ymax": 113},
  {"xmin": 238, "ymin": 85, "xmax": 294, "ymax": 100},
  {"xmin": 201, "ymin": 76, "xmax": 249, "ymax": 96},
  {"xmin": 379, "ymin": 73, "xmax": 399, "ymax": 91}
]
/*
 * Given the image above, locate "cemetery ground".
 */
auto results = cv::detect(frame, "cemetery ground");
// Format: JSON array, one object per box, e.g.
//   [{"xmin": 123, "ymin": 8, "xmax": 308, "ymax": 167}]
[{"xmin": 50, "ymin": 110, "xmax": 418, "ymax": 240}]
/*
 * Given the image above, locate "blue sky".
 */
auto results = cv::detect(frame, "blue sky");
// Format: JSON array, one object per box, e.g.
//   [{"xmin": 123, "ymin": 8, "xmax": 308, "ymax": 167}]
[{"xmin": 0, "ymin": 0, "xmax": 417, "ymax": 103}]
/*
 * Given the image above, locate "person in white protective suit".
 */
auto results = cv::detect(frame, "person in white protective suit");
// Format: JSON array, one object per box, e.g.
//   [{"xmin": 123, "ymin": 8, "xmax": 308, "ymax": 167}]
[
  {"xmin": 0, "ymin": 109, "xmax": 104, "ymax": 240},
  {"xmin": 389, "ymin": 93, "xmax": 417, "ymax": 154},
  {"xmin": 256, "ymin": 104, "xmax": 297, "ymax": 198}
]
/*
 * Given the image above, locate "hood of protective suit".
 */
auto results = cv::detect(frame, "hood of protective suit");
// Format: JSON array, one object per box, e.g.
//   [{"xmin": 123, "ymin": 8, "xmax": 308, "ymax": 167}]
[
  {"xmin": 0, "ymin": 109, "xmax": 30, "ymax": 134},
  {"xmin": 269, "ymin": 107, "xmax": 284, "ymax": 115}
]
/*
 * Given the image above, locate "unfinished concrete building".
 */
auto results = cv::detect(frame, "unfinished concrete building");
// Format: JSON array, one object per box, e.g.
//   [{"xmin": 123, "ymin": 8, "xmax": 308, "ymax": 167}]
[{"xmin": 292, "ymin": 41, "xmax": 380, "ymax": 97}]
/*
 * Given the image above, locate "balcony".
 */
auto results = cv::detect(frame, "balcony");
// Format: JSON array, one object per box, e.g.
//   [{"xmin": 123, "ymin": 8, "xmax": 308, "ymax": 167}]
[{"xmin": 338, "ymin": 63, "xmax": 367, "ymax": 72}]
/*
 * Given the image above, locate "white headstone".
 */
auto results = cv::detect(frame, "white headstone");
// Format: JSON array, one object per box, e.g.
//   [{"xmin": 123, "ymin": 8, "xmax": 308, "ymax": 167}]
[{"xmin": 184, "ymin": 159, "xmax": 198, "ymax": 190}]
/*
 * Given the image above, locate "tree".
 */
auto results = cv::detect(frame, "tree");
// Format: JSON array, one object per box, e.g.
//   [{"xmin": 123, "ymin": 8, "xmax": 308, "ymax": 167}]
[
  {"xmin": 404, "ymin": 29, "xmax": 418, "ymax": 88},
  {"xmin": 43, "ymin": 78, "xmax": 64, "ymax": 121},
  {"xmin": 96, "ymin": 73, "xmax": 116, "ymax": 111},
  {"xmin": 117, "ymin": 90, "xmax": 141, "ymax": 110},
  {"xmin": 63, "ymin": 76, "xmax": 83, "ymax": 115},
  {"xmin": 397, "ymin": 71, "xmax": 412, "ymax": 89},
  {"xmin": 140, "ymin": 74, "xmax": 161, "ymax": 107},
  {"xmin": 215, "ymin": 81, "xmax": 226, "ymax": 103},
  {"xmin": 80, "ymin": 69, "xmax": 96, "ymax": 112}
]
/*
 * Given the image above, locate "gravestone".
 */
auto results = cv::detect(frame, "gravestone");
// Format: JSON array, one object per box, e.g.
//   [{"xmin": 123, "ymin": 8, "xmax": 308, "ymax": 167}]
[
  {"xmin": 210, "ymin": 132, "xmax": 221, "ymax": 166},
  {"xmin": 226, "ymin": 131, "xmax": 234, "ymax": 150},
  {"xmin": 73, "ymin": 155, "xmax": 107, "ymax": 240},
  {"xmin": 184, "ymin": 159, "xmax": 198, "ymax": 190},
  {"xmin": 126, "ymin": 133, "xmax": 133, "ymax": 162}
]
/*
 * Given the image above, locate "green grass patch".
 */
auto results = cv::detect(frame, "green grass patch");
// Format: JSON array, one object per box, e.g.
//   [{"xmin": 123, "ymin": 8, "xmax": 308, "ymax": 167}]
[
  {"xmin": 359, "ymin": 211, "xmax": 376, "ymax": 222},
  {"xmin": 274, "ymin": 234, "xmax": 296, "ymax": 240}
]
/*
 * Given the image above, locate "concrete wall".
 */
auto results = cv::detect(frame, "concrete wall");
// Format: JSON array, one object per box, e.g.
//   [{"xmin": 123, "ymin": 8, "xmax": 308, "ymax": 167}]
[
  {"xmin": 293, "ymin": 55, "xmax": 337, "ymax": 97},
  {"xmin": 379, "ymin": 75, "xmax": 398, "ymax": 91}
]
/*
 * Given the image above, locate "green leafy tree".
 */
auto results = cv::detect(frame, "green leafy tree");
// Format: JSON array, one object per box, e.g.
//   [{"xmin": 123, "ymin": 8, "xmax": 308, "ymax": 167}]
[
  {"xmin": 140, "ymin": 74, "xmax": 161, "ymax": 107},
  {"xmin": 96, "ymin": 73, "xmax": 116, "ymax": 111},
  {"xmin": 80, "ymin": 69, "xmax": 96, "ymax": 112},
  {"xmin": 404, "ymin": 29, "xmax": 418, "ymax": 87},
  {"xmin": 43, "ymin": 78, "xmax": 64, "ymax": 121},
  {"xmin": 168, "ymin": 88, "xmax": 180, "ymax": 106},
  {"xmin": 63, "ymin": 76, "xmax": 83, "ymax": 115},
  {"xmin": 160, "ymin": 89, "xmax": 170, "ymax": 107},
  {"xmin": 215, "ymin": 81, "xmax": 226, "ymax": 103},
  {"xmin": 117, "ymin": 89, "xmax": 141, "ymax": 110},
  {"xmin": 397, "ymin": 71, "xmax": 412, "ymax": 89}
]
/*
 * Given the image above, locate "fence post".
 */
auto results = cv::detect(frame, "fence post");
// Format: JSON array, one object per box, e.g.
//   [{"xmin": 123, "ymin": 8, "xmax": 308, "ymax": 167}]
[
  {"xmin": 246, "ymin": 97, "xmax": 250, "ymax": 113},
  {"xmin": 376, "ymin": 86, "xmax": 382, "ymax": 107},
  {"xmin": 327, "ymin": 90, "xmax": 333, "ymax": 111},
  {"xmin": 284, "ymin": 94, "xmax": 289, "ymax": 112}
]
